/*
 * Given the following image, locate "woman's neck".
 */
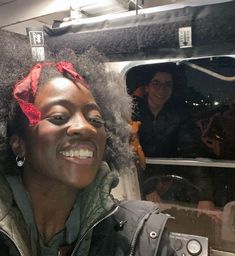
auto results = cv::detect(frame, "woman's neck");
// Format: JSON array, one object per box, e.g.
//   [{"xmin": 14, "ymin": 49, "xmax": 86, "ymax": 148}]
[{"xmin": 22, "ymin": 173, "xmax": 78, "ymax": 243}]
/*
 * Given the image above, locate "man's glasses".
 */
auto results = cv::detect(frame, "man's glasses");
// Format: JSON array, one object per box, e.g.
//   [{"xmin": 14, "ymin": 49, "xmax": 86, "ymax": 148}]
[{"xmin": 149, "ymin": 79, "xmax": 173, "ymax": 89}]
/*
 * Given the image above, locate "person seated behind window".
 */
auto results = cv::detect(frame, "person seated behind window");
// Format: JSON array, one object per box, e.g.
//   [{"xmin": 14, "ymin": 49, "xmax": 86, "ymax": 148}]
[{"xmin": 131, "ymin": 64, "xmax": 218, "ymax": 217}]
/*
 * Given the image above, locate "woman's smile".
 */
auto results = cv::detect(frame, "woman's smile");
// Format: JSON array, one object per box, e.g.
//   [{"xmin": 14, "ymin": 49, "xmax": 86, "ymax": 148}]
[
  {"xmin": 60, "ymin": 149, "xmax": 94, "ymax": 158},
  {"xmin": 59, "ymin": 142, "xmax": 96, "ymax": 165}
]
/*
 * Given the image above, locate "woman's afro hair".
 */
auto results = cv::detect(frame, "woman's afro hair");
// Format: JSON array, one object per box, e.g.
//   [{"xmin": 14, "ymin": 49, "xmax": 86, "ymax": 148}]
[{"xmin": 0, "ymin": 30, "xmax": 133, "ymax": 174}]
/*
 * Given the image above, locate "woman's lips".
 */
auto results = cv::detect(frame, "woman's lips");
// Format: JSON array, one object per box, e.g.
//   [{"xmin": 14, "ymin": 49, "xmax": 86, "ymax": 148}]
[
  {"xmin": 59, "ymin": 143, "xmax": 96, "ymax": 164},
  {"xmin": 61, "ymin": 155, "xmax": 95, "ymax": 165}
]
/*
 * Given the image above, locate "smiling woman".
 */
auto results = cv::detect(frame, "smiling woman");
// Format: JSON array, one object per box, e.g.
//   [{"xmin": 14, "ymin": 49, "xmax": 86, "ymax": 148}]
[{"xmin": 0, "ymin": 30, "xmax": 176, "ymax": 256}]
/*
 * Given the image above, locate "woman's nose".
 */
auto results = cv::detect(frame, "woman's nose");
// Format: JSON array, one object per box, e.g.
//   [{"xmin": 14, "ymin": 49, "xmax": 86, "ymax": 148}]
[{"xmin": 66, "ymin": 115, "xmax": 96, "ymax": 138}]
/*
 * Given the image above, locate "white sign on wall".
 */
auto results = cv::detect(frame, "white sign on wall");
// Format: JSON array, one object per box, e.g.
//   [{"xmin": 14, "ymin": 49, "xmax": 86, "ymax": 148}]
[
  {"xmin": 29, "ymin": 31, "xmax": 44, "ymax": 47},
  {"xmin": 178, "ymin": 26, "xmax": 192, "ymax": 48}
]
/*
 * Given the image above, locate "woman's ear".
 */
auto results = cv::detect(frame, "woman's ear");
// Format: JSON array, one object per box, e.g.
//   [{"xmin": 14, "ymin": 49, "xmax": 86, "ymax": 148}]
[{"xmin": 9, "ymin": 135, "xmax": 25, "ymax": 157}]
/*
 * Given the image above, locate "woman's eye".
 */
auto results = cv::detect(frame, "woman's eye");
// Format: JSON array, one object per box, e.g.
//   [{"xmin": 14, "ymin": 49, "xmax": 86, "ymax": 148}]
[
  {"xmin": 88, "ymin": 117, "xmax": 105, "ymax": 127},
  {"xmin": 47, "ymin": 115, "xmax": 69, "ymax": 125}
]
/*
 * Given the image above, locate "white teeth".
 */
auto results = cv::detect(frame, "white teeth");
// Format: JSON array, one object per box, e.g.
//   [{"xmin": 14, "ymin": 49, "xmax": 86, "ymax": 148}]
[{"xmin": 61, "ymin": 149, "xmax": 93, "ymax": 158}]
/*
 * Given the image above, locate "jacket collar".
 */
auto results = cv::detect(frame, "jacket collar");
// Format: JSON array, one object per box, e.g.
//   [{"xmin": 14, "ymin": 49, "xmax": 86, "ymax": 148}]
[
  {"xmin": 0, "ymin": 174, "xmax": 32, "ymax": 256},
  {"xmin": 0, "ymin": 162, "xmax": 118, "ymax": 256},
  {"xmin": 73, "ymin": 161, "xmax": 119, "ymax": 255},
  {"xmin": 0, "ymin": 175, "xmax": 13, "ymax": 221},
  {"xmin": 78, "ymin": 161, "xmax": 118, "ymax": 238}
]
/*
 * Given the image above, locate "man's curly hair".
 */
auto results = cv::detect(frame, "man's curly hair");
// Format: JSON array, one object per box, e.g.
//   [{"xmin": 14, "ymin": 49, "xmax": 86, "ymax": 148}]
[{"xmin": 0, "ymin": 30, "xmax": 133, "ymax": 174}]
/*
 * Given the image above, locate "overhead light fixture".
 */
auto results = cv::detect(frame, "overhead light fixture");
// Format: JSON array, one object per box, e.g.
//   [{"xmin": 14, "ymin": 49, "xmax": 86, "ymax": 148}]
[{"xmin": 70, "ymin": 0, "xmax": 118, "ymax": 9}]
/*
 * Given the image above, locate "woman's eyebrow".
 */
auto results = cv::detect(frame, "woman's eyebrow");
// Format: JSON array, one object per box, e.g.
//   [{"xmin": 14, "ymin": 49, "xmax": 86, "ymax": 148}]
[
  {"xmin": 84, "ymin": 102, "xmax": 102, "ymax": 112},
  {"xmin": 40, "ymin": 99, "xmax": 101, "ymax": 113},
  {"xmin": 39, "ymin": 99, "xmax": 75, "ymax": 111}
]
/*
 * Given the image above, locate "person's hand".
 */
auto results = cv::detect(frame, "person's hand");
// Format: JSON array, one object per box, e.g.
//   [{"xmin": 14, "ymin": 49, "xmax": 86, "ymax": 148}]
[
  {"xmin": 197, "ymin": 200, "xmax": 223, "ymax": 222},
  {"xmin": 145, "ymin": 191, "xmax": 161, "ymax": 204},
  {"xmin": 197, "ymin": 200, "xmax": 215, "ymax": 211}
]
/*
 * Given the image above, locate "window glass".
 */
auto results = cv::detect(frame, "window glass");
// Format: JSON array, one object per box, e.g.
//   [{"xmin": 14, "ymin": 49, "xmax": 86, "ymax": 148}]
[
  {"xmin": 185, "ymin": 58, "xmax": 235, "ymax": 160},
  {"xmin": 141, "ymin": 163, "xmax": 235, "ymax": 253},
  {"xmin": 127, "ymin": 56, "xmax": 235, "ymax": 253},
  {"xmin": 127, "ymin": 57, "xmax": 235, "ymax": 160}
]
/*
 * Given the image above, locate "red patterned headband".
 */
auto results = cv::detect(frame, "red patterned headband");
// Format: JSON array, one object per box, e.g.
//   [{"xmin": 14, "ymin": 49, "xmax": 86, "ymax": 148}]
[{"xmin": 13, "ymin": 61, "xmax": 89, "ymax": 126}]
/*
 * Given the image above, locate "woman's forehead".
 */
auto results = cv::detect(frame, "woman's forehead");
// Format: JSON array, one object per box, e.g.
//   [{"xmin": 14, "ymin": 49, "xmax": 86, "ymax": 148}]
[{"xmin": 35, "ymin": 76, "xmax": 96, "ymax": 107}]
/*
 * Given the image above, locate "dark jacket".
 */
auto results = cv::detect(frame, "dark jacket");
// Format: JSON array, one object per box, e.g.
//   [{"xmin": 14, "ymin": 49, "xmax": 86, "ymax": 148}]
[
  {"xmin": 132, "ymin": 97, "xmax": 213, "ymax": 202},
  {"xmin": 132, "ymin": 96, "xmax": 202, "ymax": 158},
  {"xmin": 89, "ymin": 200, "xmax": 175, "ymax": 256},
  {"xmin": 0, "ymin": 163, "xmax": 176, "ymax": 256}
]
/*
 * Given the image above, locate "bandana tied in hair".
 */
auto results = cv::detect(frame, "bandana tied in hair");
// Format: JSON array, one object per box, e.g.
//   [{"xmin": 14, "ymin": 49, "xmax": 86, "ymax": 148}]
[{"xmin": 13, "ymin": 61, "xmax": 89, "ymax": 126}]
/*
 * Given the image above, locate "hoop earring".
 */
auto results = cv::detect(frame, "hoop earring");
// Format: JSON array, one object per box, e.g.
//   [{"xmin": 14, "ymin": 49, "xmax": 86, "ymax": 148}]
[{"xmin": 16, "ymin": 155, "xmax": 25, "ymax": 167}]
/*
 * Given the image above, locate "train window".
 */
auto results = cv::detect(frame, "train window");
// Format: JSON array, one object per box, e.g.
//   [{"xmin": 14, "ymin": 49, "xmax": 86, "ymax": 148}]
[
  {"xmin": 126, "ymin": 56, "xmax": 235, "ymax": 254},
  {"xmin": 127, "ymin": 57, "xmax": 235, "ymax": 160}
]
